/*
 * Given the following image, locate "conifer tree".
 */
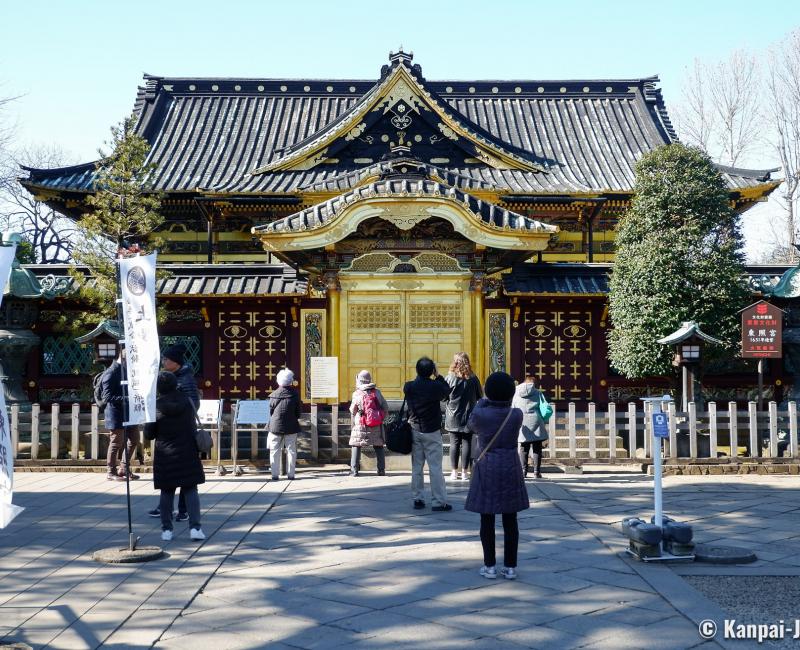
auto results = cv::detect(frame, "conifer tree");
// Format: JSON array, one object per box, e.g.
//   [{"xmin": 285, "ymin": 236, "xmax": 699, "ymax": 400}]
[
  {"xmin": 608, "ymin": 143, "xmax": 750, "ymax": 378},
  {"xmin": 65, "ymin": 116, "xmax": 163, "ymax": 334}
]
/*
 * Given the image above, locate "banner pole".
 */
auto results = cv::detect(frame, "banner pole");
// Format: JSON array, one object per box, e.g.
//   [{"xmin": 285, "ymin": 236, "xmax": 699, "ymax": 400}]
[{"xmin": 115, "ymin": 256, "xmax": 135, "ymax": 550}]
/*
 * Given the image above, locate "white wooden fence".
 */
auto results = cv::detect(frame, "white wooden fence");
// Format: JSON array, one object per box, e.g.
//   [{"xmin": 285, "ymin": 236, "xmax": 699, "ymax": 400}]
[{"xmin": 6, "ymin": 400, "xmax": 799, "ymax": 464}]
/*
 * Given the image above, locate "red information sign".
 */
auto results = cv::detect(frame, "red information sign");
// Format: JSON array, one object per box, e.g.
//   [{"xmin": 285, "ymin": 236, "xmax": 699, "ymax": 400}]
[{"xmin": 740, "ymin": 301, "xmax": 783, "ymax": 359}]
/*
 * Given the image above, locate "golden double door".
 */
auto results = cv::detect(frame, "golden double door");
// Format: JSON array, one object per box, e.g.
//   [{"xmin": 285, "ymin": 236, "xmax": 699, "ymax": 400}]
[{"xmin": 341, "ymin": 281, "xmax": 470, "ymax": 400}]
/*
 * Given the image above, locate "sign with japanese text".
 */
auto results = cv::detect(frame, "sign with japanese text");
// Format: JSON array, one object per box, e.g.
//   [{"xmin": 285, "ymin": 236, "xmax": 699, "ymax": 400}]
[
  {"xmin": 0, "ymin": 244, "xmax": 24, "ymax": 528},
  {"xmin": 119, "ymin": 253, "xmax": 159, "ymax": 425},
  {"xmin": 197, "ymin": 399, "xmax": 223, "ymax": 427},
  {"xmin": 310, "ymin": 357, "xmax": 338, "ymax": 399},
  {"xmin": 741, "ymin": 301, "xmax": 783, "ymax": 359},
  {"xmin": 235, "ymin": 400, "xmax": 271, "ymax": 425}
]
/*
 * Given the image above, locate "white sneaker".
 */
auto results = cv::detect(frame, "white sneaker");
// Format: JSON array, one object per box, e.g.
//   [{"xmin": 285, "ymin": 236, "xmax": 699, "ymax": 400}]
[
  {"xmin": 161, "ymin": 530, "xmax": 173, "ymax": 542},
  {"xmin": 190, "ymin": 528, "xmax": 206, "ymax": 541},
  {"xmin": 479, "ymin": 565, "xmax": 497, "ymax": 579},
  {"xmin": 461, "ymin": 471, "xmax": 469, "ymax": 481},
  {"xmin": 449, "ymin": 470, "xmax": 458, "ymax": 480},
  {"xmin": 501, "ymin": 567, "xmax": 517, "ymax": 580}
]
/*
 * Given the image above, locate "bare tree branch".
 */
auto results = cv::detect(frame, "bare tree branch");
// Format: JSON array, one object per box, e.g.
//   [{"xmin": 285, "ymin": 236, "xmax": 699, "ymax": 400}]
[
  {"xmin": 674, "ymin": 50, "xmax": 763, "ymax": 167},
  {"xmin": 765, "ymin": 29, "xmax": 800, "ymax": 264},
  {"xmin": 0, "ymin": 144, "xmax": 77, "ymax": 262}
]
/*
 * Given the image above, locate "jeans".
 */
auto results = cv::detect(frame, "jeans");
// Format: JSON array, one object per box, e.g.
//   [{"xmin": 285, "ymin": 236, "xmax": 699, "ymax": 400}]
[
  {"xmin": 448, "ymin": 431, "xmax": 472, "ymax": 472},
  {"xmin": 351, "ymin": 446, "xmax": 385, "ymax": 473},
  {"xmin": 519, "ymin": 440, "xmax": 544, "ymax": 475},
  {"xmin": 160, "ymin": 485, "xmax": 201, "ymax": 531},
  {"xmin": 107, "ymin": 427, "xmax": 140, "ymax": 473},
  {"xmin": 411, "ymin": 428, "xmax": 447, "ymax": 507},
  {"xmin": 268, "ymin": 433, "xmax": 297, "ymax": 479},
  {"xmin": 480, "ymin": 512, "xmax": 519, "ymax": 568}
]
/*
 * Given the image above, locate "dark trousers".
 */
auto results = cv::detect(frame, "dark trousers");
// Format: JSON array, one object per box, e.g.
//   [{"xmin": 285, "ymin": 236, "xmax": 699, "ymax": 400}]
[
  {"xmin": 519, "ymin": 440, "xmax": 544, "ymax": 475},
  {"xmin": 480, "ymin": 512, "xmax": 519, "ymax": 568},
  {"xmin": 160, "ymin": 485, "xmax": 201, "ymax": 531},
  {"xmin": 351, "ymin": 446, "xmax": 385, "ymax": 473},
  {"xmin": 107, "ymin": 427, "xmax": 140, "ymax": 472},
  {"xmin": 448, "ymin": 432, "xmax": 472, "ymax": 471}
]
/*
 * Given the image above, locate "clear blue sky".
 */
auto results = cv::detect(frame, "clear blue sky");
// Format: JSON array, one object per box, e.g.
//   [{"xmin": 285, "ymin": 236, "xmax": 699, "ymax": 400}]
[{"xmin": 3, "ymin": 0, "xmax": 798, "ymax": 161}]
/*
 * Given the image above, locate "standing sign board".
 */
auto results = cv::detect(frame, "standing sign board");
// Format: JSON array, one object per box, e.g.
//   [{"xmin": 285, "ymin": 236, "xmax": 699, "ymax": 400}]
[
  {"xmin": 310, "ymin": 357, "xmax": 339, "ymax": 399},
  {"xmin": 741, "ymin": 301, "xmax": 783, "ymax": 359},
  {"xmin": 119, "ymin": 253, "xmax": 159, "ymax": 425},
  {"xmin": 652, "ymin": 412, "xmax": 669, "ymax": 438},
  {"xmin": 0, "ymin": 244, "xmax": 23, "ymax": 528},
  {"xmin": 235, "ymin": 400, "xmax": 271, "ymax": 425},
  {"xmin": 197, "ymin": 399, "xmax": 223, "ymax": 427}
]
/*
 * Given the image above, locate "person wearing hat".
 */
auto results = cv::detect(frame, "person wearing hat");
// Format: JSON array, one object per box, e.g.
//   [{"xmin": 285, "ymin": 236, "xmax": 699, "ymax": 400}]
[
  {"xmin": 465, "ymin": 371, "xmax": 529, "ymax": 581},
  {"xmin": 348, "ymin": 370, "xmax": 389, "ymax": 476},
  {"xmin": 147, "ymin": 343, "xmax": 201, "ymax": 520},
  {"xmin": 268, "ymin": 368, "xmax": 302, "ymax": 480}
]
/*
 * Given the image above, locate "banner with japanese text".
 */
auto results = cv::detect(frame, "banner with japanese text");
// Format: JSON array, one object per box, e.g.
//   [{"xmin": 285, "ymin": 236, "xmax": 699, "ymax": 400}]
[
  {"xmin": 0, "ymin": 244, "xmax": 24, "ymax": 528},
  {"xmin": 119, "ymin": 253, "xmax": 159, "ymax": 425}
]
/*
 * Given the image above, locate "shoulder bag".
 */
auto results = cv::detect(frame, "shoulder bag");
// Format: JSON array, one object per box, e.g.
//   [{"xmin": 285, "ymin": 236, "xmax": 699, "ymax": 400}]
[
  {"xmin": 538, "ymin": 392, "xmax": 553, "ymax": 423},
  {"xmin": 386, "ymin": 397, "xmax": 413, "ymax": 455}
]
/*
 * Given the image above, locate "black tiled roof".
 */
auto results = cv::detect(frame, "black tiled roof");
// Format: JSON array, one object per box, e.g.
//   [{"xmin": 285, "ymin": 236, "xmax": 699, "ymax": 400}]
[
  {"xmin": 255, "ymin": 177, "xmax": 557, "ymax": 236},
  {"xmin": 504, "ymin": 263, "xmax": 795, "ymax": 296},
  {"xmin": 503, "ymin": 263, "xmax": 611, "ymax": 295},
  {"xmin": 26, "ymin": 264, "xmax": 307, "ymax": 297},
  {"xmin": 21, "ymin": 56, "xmax": 777, "ymax": 198}
]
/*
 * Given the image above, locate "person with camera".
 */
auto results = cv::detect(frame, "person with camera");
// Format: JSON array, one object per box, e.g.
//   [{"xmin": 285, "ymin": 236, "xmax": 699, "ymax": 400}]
[{"xmin": 403, "ymin": 357, "xmax": 452, "ymax": 511}]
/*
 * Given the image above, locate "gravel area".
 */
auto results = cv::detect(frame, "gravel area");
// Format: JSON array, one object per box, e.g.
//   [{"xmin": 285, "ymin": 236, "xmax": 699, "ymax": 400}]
[{"xmin": 684, "ymin": 576, "xmax": 800, "ymax": 648}]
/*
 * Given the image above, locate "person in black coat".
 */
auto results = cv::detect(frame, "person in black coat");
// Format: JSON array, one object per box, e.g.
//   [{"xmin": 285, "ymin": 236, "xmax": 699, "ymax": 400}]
[
  {"xmin": 465, "ymin": 372, "xmax": 529, "ymax": 580},
  {"xmin": 444, "ymin": 352, "xmax": 482, "ymax": 481},
  {"xmin": 147, "ymin": 344, "xmax": 200, "ymax": 520},
  {"xmin": 144, "ymin": 371, "xmax": 206, "ymax": 542},
  {"xmin": 267, "ymin": 368, "xmax": 302, "ymax": 481},
  {"xmin": 403, "ymin": 357, "xmax": 452, "ymax": 511},
  {"xmin": 101, "ymin": 350, "xmax": 140, "ymax": 481}
]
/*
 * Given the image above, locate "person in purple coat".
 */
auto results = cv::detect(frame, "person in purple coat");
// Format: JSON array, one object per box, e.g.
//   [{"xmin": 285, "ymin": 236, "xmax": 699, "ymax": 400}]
[{"xmin": 465, "ymin": 371, "xmax": 529, "ymax": 580}]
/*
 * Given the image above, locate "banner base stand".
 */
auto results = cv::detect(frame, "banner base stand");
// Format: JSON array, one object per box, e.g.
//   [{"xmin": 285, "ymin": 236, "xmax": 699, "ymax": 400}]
[
  {"xmin": 93, "ymin": 545, "xmax": 163, "ymax": 564},
  {"xmin": 0, "ymin": 502, "xmax": 24, "ymax": 529}
]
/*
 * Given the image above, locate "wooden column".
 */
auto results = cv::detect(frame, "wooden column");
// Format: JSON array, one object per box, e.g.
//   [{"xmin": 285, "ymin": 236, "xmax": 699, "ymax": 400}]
[
  {"xmin": 324, "ymin": 272, "xmax": 341, "ymax": 403},
  {"xmin": 471, "ymin": 274, "xmax": 486, "ymax": 380}
]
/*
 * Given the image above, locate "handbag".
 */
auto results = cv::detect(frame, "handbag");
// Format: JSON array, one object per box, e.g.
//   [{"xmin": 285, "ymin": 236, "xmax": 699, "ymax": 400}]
[
  {"xmin": 190, "ymin": 400, "xmax": 213, "ymax": 455},
  {"xmin": 538, "ymin": 392, "xmax": 553, "ymax": 423},
  {"xmin": 386, "ymin": 397, "xmax": 413, "ymax": 455}
]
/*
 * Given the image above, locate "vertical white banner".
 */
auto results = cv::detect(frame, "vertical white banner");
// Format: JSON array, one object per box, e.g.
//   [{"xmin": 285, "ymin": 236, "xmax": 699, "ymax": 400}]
[
  {"xmin": 119, "ymin": 253, "xmax": 159, "ymax": 425},
  {"xmin": 0, "ymin": 244, "xmax": 24, "ymax": 528}
]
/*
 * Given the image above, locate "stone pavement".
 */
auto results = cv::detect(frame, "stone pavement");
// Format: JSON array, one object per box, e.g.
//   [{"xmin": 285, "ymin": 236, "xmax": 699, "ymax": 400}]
[{"xmin": 0, "ymin": 468, "xmax": 798, "ymax": 649}]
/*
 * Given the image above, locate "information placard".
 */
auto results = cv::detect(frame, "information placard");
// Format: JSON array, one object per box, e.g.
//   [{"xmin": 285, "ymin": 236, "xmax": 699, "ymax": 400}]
[
  {"xmin": 197, "ymin": 399, "xmax": 222, "ymax": 426},
  {"xmin": 741, "ymin": 300, "xmax": 783, "ymax": 359},
  {"xmin": 652, "ymin": 412, "xmax": 669, "ymax": 439},
  {"xmin": 235, "ymin": 400, "xmax": 271, "ymax": 425},
  {"xmin": 310, "ymin": 356, "xmax": 339, "ymax": 399}
]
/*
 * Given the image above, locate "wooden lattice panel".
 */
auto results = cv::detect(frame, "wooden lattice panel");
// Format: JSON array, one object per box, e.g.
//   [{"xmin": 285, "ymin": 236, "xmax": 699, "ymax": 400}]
[
  {"xmin": 408, "ymin": 304, "xmax": 461, "ymax": 329},
  {"xmin": 349, "ymin": 304, "xmax": 401, "ymax": 329}
]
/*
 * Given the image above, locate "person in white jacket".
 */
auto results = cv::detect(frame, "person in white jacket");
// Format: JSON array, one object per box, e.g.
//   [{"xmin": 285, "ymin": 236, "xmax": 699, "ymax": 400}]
[{"xmin": 511, "ymin": 375, "xmax": 549, "ymax": 478}]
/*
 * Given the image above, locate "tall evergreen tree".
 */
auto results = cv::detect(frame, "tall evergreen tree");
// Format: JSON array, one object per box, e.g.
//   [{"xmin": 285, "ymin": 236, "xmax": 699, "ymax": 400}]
[
  {"xmin": 65, "ymin": 116, "xmax": 163, "ymax": 334},
  {"xmin": 608, "ymin": 143, "xmax": 750, "ymax": 378}
]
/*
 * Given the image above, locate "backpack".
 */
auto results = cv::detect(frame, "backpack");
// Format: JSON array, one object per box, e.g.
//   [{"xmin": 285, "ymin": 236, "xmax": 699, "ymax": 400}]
[
  {"xmin": 93, "ymin": 371, "xmax": 108, "ymax": 410},
  {"xmin": 361, "ymin": 389, "xmax": 385, "ymax": 427}
]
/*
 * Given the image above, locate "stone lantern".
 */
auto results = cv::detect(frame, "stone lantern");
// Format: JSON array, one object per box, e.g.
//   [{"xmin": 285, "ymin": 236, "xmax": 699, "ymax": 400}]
[{"xmin": 657, "ymin": 321, "xmax": 722, "ymax": 412}]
